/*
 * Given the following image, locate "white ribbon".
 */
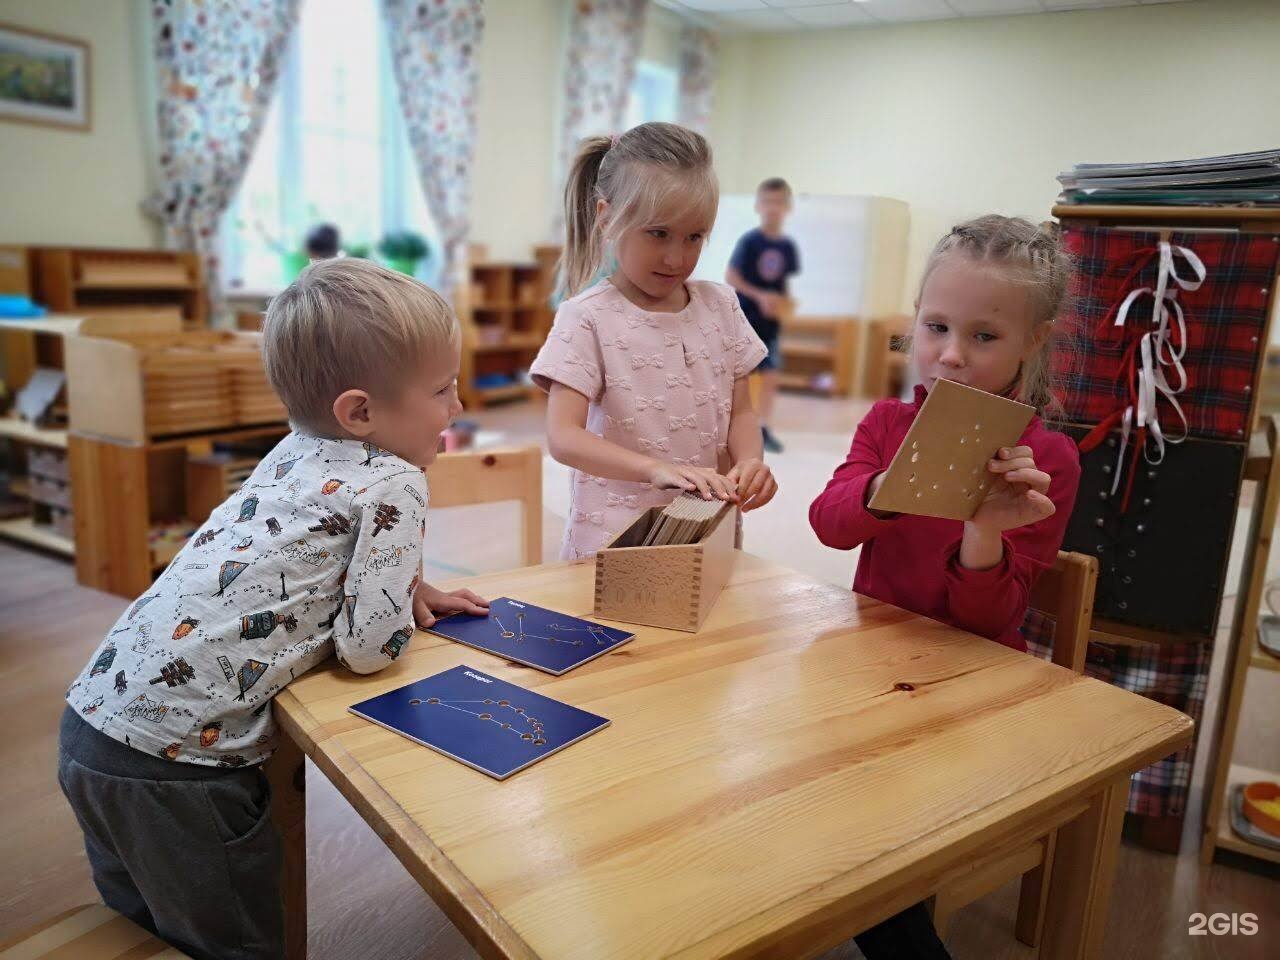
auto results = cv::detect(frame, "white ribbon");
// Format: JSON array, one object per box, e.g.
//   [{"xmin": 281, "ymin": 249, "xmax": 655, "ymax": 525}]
[{"xmin": 1108, "ymin": 240, "xmax": 1205, "ymax": 486}]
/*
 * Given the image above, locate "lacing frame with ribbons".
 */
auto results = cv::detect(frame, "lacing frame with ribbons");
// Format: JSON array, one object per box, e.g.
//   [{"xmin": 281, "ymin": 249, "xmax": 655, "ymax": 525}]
[{"xmin": 1077, "ymin": 239, "xmax": 1206, "ymax": 512}]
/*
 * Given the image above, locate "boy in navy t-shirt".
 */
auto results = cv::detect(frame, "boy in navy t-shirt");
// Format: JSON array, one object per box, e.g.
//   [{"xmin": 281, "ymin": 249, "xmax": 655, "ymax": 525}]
[{"xmin": 725, "ymin": 177, "xmax": 800, "ymax": 453}]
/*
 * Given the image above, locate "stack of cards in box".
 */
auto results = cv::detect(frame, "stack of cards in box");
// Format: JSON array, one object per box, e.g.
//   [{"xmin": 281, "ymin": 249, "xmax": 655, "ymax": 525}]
[
  {"xmin": 141, "ymin": 349, "xmax": 234, "ymax": 436},
  {"xmin": 641, "ymin": 493, "xmax": 728, "ymax": 546}
]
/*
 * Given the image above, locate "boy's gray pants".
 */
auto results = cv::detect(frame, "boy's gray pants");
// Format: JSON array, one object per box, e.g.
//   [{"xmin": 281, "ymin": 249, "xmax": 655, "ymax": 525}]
[{"xmin": 57, "ymin": 705, "xmax": 285, "ymax": 960}]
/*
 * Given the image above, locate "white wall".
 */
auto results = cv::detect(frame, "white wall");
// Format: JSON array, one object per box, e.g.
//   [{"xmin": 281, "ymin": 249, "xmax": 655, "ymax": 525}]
[
  {"xmin": 470, "ymin": 0, "xmax": 687, "ymax": 259},
  {"xmin": 0, "ymin": 0, "xmax": 156, "ymax": 247},
  {"xmin": 469, "ymin": 0, "xmax": 565, "ymax": 261},
  {"xmin": 709, "ymin": 0, "xmax": 1280, "ymax": 312},
  {"xmin": 640, "ymin": 3, "xmax": 683, "ymax": 69}
]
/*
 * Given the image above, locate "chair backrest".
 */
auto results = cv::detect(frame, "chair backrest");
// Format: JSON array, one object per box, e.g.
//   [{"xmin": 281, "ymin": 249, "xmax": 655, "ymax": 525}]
[
  {"xmin": 1028, "ymin": 550, "xmax": 1098, "ymax": 674},
  {"xmin": 865, "ymin": 313, "xmax": 913, "ymax": 398},
  {"xmin": 425, "ymin": 445, "xmax": 543, "ymax": 566}
]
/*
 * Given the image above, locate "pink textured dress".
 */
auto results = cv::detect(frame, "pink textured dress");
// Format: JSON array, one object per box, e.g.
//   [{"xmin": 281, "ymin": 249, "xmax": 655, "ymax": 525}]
[{"xmin": 531, "ymin": 278, "xmax": 766, "ymax": 559}]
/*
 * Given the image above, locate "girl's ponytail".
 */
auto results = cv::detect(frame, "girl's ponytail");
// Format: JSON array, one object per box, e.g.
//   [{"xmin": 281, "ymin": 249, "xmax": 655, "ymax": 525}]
[{"xmin": 560, "ymin": 135, "xmax": 613, "ymax": 299}]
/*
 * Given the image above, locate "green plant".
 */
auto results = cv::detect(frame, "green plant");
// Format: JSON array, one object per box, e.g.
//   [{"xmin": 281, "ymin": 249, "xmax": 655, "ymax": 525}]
[
  {"xmin": 377, "ymin": 231, "xmax": 430, "ymax": 262},
  {"xmin": 346, "ymin": 242, "xmax": 371, "ymax": 259}
]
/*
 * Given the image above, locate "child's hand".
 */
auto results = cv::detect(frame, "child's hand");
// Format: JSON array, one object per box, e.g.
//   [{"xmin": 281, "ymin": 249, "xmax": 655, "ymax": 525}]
[
  {"xmin": 757, "ymin": 291, "xmax": 782, "ymax": 316},
  {"xmin": 969, "ymin": 446, "xmax": 1055, "ymax": 534},
  {"xmin": 413, "ymin": 582, "xmax": 489, "ymax": 630},
  {"xmin": 727, "ymin": 458, "xmax": 777, "ymax": 512},
  {"xmin": 648, "ymin": 462, "xmax": 738, "ymax": 502}
]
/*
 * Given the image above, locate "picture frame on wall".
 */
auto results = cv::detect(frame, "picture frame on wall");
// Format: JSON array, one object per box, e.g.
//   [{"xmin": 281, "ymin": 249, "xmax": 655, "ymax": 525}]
[{"xmin": 0, "ymin": 22, "xmax": 90, "ymax": 131}]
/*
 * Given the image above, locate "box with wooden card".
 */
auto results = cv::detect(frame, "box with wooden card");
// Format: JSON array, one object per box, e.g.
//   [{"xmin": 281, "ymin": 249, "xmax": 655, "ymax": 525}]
[{"xmin": 594, "ymin": 495, "xmax": 739, "ymax": 633}]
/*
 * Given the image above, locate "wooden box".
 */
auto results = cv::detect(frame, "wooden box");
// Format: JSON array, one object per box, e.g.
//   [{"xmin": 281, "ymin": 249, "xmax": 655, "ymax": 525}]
[
  {"xmin": 27, "ymin": 446, "xmax": 69, "ymax": 482},
  {"xmin": 29, "ymin": 474, "xmax": 71, "ymax": 510},
  {"xmin": 50, "ymin": 505, "xmax": 74, "ymax": 540},
  {"xmin": 593, "ymin": 504, "xmax": 739, "ymax": 633}
]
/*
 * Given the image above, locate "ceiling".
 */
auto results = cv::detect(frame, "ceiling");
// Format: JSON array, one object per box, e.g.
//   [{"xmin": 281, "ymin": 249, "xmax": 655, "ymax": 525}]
[{"xmin": 657, "ymin": 0, "xmax": 1195, "ymax": 31}]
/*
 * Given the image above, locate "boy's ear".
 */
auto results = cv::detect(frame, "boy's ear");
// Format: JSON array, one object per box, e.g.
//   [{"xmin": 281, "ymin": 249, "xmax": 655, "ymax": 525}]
[{"xmin": 332, "ymin": 389, "xmax": 375, "ymax": 437}]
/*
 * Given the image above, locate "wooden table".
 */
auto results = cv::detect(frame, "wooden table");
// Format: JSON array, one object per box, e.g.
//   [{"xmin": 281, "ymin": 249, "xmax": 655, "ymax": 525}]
[{"xmin": 266, "ymin": 553, "xmax": 1193, "ymax": 960}]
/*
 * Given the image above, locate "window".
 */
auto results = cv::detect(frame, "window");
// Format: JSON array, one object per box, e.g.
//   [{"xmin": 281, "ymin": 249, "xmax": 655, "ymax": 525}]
[
  {"xmin": 222, "ymin": 0, "xmax": 436, "ymax": 292},
  {"xmin": 624, "ymin": 60, "xmax": 679, "ymax": 131}
]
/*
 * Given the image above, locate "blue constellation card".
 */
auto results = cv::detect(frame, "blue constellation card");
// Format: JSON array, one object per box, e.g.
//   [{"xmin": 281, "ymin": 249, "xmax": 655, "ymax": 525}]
[
  {"xmin": 348, "ymin": 664, "xmax": 611, "ymax": 780},
  {"xmin": 426, "ymin": 597, "xmax": 634, "ymax": 675}
]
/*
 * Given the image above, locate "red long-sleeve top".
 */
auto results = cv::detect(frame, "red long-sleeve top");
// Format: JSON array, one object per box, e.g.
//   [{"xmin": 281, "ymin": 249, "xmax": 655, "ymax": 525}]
[{"xmin": 809, "ymin": 385, "xmax": 1081, "ymax": 651}]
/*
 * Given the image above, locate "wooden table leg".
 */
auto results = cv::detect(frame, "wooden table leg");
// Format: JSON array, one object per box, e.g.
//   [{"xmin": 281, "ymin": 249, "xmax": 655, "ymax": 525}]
[
  {"xmin": 1040, "ymin": 775, "xmax": 1129, "ymax": 960},
  {"xmin": 267, "ymin": 733, "xmax": 307, "ymax": 960}
]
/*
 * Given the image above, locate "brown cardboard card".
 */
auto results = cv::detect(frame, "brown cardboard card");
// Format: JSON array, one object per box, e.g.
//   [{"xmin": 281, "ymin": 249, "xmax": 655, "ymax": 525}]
[{"xmin": 867, "ymin": 378, "xmax": 1035, "ymax": 521}]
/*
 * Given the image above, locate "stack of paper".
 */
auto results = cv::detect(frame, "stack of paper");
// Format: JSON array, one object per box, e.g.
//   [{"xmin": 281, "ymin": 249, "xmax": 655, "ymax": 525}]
[
  {"xmin": 1057, "ymin": 149, "xmax": 1280, "ymax": 207},
  {"xmin": 641, "ymin": 493, "xmax": 729, "ymax": 547}
]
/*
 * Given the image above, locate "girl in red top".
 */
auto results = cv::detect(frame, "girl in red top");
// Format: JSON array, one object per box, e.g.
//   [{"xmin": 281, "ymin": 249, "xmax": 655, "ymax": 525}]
[
  {"xmin": 811, "ymin": 215, "xmax": 1080, "ymax": 652},
  {"xmin": 811, "ymin": 217, "xmax": 1081, "ymax": 956}
]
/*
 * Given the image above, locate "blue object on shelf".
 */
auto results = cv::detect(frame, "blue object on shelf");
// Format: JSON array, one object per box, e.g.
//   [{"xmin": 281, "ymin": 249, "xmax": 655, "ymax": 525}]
[
  {"xmin": 0, "ymin": 295, "xmax": 46, "ymax": 319},
  {"xmin": 473, "ymin": 373, "xmax": 516, "ymax": 389}
]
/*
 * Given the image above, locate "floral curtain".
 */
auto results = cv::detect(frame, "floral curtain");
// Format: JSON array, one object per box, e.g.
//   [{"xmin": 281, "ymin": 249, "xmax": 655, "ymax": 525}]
[
  {"xmin": 382, "ymin": 0, "xmax": 485, "ymax": 299},
  {"xmin": 677, "ymin": 23, "xmax": 716, "ymax": 135},
  {"xmin": 146, "ymin": 0, "xmax": 300, "ymax": 320},
  {"xmin": 555, "ymin": 0, "xmax": 648, "ymax": 233}
]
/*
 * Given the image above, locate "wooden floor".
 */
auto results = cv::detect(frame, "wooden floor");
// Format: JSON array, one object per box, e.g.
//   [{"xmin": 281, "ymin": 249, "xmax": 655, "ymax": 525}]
[{"xmin": 2, "ymin": 393, "xmax": 1278, "ymax": 959}]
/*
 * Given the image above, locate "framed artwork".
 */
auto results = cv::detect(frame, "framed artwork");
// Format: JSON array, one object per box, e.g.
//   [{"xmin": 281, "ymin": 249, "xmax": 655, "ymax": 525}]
[{"xmin": 0, "ymin": 22, "xmax": 90, "ymax": 131}]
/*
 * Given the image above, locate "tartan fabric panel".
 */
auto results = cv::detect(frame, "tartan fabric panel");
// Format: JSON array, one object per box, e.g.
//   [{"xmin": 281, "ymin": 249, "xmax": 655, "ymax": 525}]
[
  {"xmin": 1054, "ymin": 226, "xmax": 1278, "ymax": 442},
  {"xmin": 1022, "ymin": 609, "xmax": 1208, "ymax": 818}
]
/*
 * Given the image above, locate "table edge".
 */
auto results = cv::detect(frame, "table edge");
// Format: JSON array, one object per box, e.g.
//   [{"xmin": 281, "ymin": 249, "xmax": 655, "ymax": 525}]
[
  {"xmin": 274, "ymin": 688, "xmax": 539, "ymax": 960},
  {"xmin": 672, "ymin": 712, "xmax": 1194, "ymax": 959}
]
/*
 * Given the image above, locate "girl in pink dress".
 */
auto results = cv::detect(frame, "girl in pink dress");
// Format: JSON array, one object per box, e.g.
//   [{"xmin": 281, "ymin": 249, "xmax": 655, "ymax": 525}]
[{"xmin": 532, "ymin": 123, "xmax": 779, "ymax": 560}]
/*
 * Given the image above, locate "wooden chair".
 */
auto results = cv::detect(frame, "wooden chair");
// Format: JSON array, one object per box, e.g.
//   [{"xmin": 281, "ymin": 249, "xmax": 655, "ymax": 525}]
[
  {"xmin": 930, "ymin": 550, "xmax": 1099, "ymax": 946},
  {"xmin": 424, "ymin": 445, "xmax": 543, "ymax": 566},
  {"xmin": 862, "ymin": 314, "xmax": 912, "ymax": 399},
  {"xmin": 0, "ymin": 903, "xmax": 192, "ymax": 958}
]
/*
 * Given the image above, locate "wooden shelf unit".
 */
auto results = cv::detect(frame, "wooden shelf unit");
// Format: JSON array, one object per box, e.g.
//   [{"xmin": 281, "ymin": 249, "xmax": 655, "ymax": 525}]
[
  {"xmin": 1048, "ymin": 204, "xmax": 1280, "ymax": 858},
  {"xmin": 0, "ymin": 246, "xmax": 215, "ymax": 565},
  {"xmin": 455, "ymin": 253, "xmax": 555, "ymax": 410},
  {"xmin": 30, "ymin": 246, "xmax": 208, "ymax": 329},
  {"xmin": 0, "ymin": 515, "xmax": 74, "ymax": 557},
  {"xmin": 62, "ymin": 328, "xmax": 289, "ymax": 597},
  {"xmin": 776, "ymin": 315, "xmax": 858, "ymax": 397},
  {"xmin": 1212, "ymin": 763, "xmax": 1280, "ymax": 866},
  {"xmin": 0, "ymin": 414, "xmax": 67, "ymax": 449},
  {"xmin": 1250, "ymin": 634, "xmax": 1280, "ymax": 673},
  {"xmin": 0, "ymin": 250, "xmax": 78, "ymax": 556},
  {"xmin": 69, "ymin": 426, "xmax": 289, "ymax": 598},
  {"xmin": 1200, "ymin": 415, "xmax": 1280, "ymax": 866}
]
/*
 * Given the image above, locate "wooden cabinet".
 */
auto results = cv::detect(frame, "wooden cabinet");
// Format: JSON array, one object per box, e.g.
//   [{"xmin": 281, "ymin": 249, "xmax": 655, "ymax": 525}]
[
  {"xmin": 30, "ymin": 246, "xmax": 207, "ymax": 329},
  {"xmin": 455, "ymin": 250, "xmax": 557, "ymax": 409},
  {"xmin": 776, "ymin": 314, "xmax": 858, "ymax": 396},
  {"xmin": 62, "ymin": 328, "xmax": 289, "ymax": 597}
]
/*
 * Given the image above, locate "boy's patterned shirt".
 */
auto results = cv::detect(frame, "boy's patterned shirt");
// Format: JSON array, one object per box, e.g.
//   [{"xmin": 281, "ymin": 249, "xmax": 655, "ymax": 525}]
[{"xmin": 66, "ymin": 433, "xmax": 428, "ymax": 768}]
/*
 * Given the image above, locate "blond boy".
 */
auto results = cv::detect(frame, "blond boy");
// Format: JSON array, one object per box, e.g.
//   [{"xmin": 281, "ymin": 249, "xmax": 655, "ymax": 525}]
[{"xmin": 59, "ymin": 259, "xmax": 485, "ymax": 959}]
